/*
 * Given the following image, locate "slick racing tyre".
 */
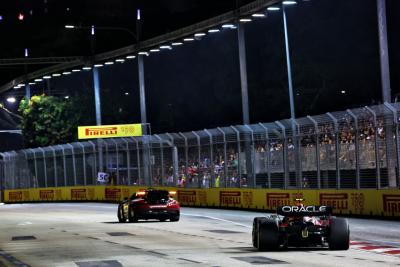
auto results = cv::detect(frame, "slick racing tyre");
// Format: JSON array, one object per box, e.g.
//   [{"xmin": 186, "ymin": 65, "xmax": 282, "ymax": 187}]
[
  {"xmin": 252, "ymin": 217, "xmax": 267, "ymax": 248},
  {"xmin": 258, "ymin": 218, "xmax": 280, "ymax": 251},
  {"xmin": 128, "ymin": 206, "xmax": 138, "ymax": 223},
  {"xmin": 328, "ymin": 218, "xmax": 350, "ymax": 250},
  {"xmin": 170, "ymin": 212, "xmax": 180, "ymax": 222},
  {"xmin": 117, "ymin": 204, "xmax": 126, "ymax": 223}
]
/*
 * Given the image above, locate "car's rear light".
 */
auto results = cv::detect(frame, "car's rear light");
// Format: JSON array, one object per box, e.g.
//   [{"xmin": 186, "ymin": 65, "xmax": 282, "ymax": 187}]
[
  {"xmin": 136, "ymin": 191, "xmax": 146, "ymax": 197},
  {"xmin": 167, "ymin": 200, "xmax": 176, "ymax": 206}
]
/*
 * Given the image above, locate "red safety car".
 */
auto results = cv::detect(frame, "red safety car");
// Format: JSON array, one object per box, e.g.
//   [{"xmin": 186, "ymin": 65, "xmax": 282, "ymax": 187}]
[
  {"xmin": 252, "ymin": 199, "xmax": 349, "ymax": 251},
  {"xmin": 118, "ymin": 189, "xmax": 180, "ymax": 223}
]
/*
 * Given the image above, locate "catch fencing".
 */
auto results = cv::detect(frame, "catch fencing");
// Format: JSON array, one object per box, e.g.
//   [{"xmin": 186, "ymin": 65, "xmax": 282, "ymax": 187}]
[{"xmin": 1, "ymin": 102, "xmax": 400, "ymax": 191}]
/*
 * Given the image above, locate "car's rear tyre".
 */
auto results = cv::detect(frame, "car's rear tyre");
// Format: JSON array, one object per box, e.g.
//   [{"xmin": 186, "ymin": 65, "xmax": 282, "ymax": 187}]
[
  {"xmin": 170, "ymin": 212, "xmax": 180, "ymax": 222},
  {"xmin": 258, "ymin": 218, "xmax": 280, "ymax": 251},
  {"xmin": 117, "ymin": 204, "xmax": 126, "ymax": 223},
  {"xmin": 252, "ymin": 217, "xmax": 266, "ymax": 248},
  {"xmin": 329, "ymin": 218, "xmax": 350, "ymax": 250},
  {"xmin": 128, "ymin": 206, "xmax": 138, "ymax": 223},
  {"xmin": 159, "ymin": 218, "xmax": 167, "ymax": 222}
]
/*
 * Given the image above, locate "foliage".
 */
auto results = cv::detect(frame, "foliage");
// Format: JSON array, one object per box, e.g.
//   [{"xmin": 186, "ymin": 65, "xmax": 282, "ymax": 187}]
[{"xmin": 18, "ymin": 94, "xmax": 81, "ymax": 148}]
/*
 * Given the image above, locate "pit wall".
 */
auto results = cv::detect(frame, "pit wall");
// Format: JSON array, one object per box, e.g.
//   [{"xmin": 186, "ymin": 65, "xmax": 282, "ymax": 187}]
[{"xmin": 3, "ymin": 186, "xmax": 400, "ymax": 218}]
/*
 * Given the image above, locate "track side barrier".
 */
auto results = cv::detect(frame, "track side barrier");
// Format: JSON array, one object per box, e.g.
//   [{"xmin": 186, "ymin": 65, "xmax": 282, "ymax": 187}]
[{"xmin": 4, "ymin": 187, "xmax": 400, "ymax": 218}]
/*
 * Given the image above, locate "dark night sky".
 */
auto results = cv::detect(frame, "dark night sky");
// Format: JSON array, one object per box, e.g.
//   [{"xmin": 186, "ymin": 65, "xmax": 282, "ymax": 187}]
[{"xmin": 0, "ymin": 0, "xmax": 399, "ymax": 134}]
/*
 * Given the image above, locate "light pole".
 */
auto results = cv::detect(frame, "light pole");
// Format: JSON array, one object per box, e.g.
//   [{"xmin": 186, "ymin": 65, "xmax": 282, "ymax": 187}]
[
  {"xmin": 67, "ymin": 12, "xmax": 150, "ymax": 184},
  {"xmin": 90, "ymin": 25, "xmax": 103, "ymax": 126},
  {"xmin": 376, "ymin": 0, "xmax": 391, "ymax": 103},
  {"xmin": 267, "ymin": 2, "xmax": 297, "ymax": 119},
  {"xmin": 281, "ymin": 1, "xmax": 296, "ymax": 121},
  {"xmin": 269, "ymin": 1, "xmax": 301, "ymax": 188},
  {"xmin": 65, "ymin": 24, "xmax": 141, "ymax": 128},
  {"xmin": 136, "ymin": 9, "xmax": 151, "ymax": 186},
  {"xmin": 24, "ymin": 48, "xmax": 31, "ymax": 99},
  {"xmin": 376, "ymin": 0, "xmax": 396, "ymax": 187},
  {"xmin": 65, "ymin": 25, "xmax": 103, "ymax": 126},
  {"xmin": 136, "ymin": 9, "xmax": 148, "ymax": 131}
]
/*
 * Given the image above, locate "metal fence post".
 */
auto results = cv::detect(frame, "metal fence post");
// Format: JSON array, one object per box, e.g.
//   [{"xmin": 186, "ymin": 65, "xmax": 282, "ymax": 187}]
[
  {"xmin": 21, "ymin": 150, "xmax": 30, "ymax": 188},
  {"xmin": 29, "ymin": 149, "xmax": 38, "ymax": 188},
  {"xmin": 291, "ymin": 118, "xmax": 302, "ymax": 188},
  {"xmin": 67, "ymin": 143, "xmax": 77, "ymax": 186},
  {"xmin": 49, "ymin": 146, "xmax": 57, "ymax": 187},
  {"xmin": 110, "ymin": 139, "xmax": 119, "ymax": 185},
  {"xmin": 217, "ymin": 127, "xmax": 228, "ymax": 188},
  {"xmin": 57, "ymin": 145, "xmax": 67, "ymax": 187},
  {"xmin": 327, "ymin": 112, "xmax": 341, "ymax": 189},
  {"xmin": 37, "ymin": 148, "xmax": 47, "ymax": 187},
  {"xmin": 231, "ymin": 126, "xmax": 242, "ymax": 188},
  {"xmin": 88, "ymin": 141, "xmax": 97, "ymax": 185},
  {"xmin": 0, "ymin": 153, "xmax": 4, "ymax": 201},
  {"xmin": 259, "ymin": 123, "xmax": 271, "ymax": 188},
  {"xmin": 179, "ymin": 132, "xmax": 189, "ymax": 185},
  {"xmin": 171, "ymin": 146, "xmax": 178, "ymax": 186},
  {"xmin": 384, "ymin": 102, "xmax": 399, "ymax": 188},
  {"xmin": 204, "ymin": 129, "xmax": 215, "ymax": 187},
  {"xmin": 192, "ymin": 131, "xmax": 201, "ymax": 188},
  {"xmin": 244, "ymin": 125, "xmax": 256, "ymax": 188},
  {"xmin": 347, "ymin": 109, "xmax": 360, "ymax": 189},
  {"xmin": 365, "ymin": 106, "xmax": 381, "ymax": 188},
  {"xmin": 3, "ymin": 152, "xmax": 8, "ymax": 187},
  {"xmin": 133, "ymin": 137, "xmax": 141, "ymax": 185},
  {"xmin": 77, "ymin": 143, "xmax": 87, "ymax": 186},
  {"xmin": 275, "ymin": 121, "xmax": 288, "ymax": 189},
  {"xmin": 121, "ymin": 138, "xmax": 131, "ymax": 185},
  {"xmin": 166, "ymin": 133, "xmax": 177, "ymax": 184},
  {"xmin": 308, "ymin": 116, "xmax": 321, "ymax": 189},
  {"xmin": 154, "ymin": 135, "xmax": 164, "ymax": 185}
]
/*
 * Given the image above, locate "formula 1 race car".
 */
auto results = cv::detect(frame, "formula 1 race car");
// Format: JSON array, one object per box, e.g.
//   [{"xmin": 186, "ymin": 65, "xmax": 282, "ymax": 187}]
[
  {"xmin": 117, "ymin": 189, "xmax": 180, "ymax": 223},
  {"xmin": 252, "ymin": 199, "xmax": 349, "ymax": 251}
]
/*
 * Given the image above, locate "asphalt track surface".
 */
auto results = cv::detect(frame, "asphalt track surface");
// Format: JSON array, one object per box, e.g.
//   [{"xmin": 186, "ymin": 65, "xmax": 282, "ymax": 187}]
[{"xmin": 0, "ymin": 203, "xmax": 399, "ymax": 267}]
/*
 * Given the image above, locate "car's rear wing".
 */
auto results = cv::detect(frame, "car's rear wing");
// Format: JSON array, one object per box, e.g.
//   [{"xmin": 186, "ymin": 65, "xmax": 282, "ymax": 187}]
[{"xmin": 277, "ymin": 205, "xmax": 332, "ymax": 216}]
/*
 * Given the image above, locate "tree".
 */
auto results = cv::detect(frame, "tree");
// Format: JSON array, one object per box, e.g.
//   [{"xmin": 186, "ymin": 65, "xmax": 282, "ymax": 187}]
[{"xmin": 18, "ymin": 95, "xmax": 81, "ymax": 148}]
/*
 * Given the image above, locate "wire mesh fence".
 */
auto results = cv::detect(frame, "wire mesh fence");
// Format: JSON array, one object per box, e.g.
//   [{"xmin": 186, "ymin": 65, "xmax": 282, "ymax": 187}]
[{"xmin": 1, "ymin": 103, "xmax": 400, "ymax": 190}]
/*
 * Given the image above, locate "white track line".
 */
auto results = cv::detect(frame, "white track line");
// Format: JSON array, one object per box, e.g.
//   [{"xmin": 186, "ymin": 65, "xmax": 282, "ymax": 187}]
[{"xmin": 182, "ymin": 213, "xmax": 252, "ymax": 228}]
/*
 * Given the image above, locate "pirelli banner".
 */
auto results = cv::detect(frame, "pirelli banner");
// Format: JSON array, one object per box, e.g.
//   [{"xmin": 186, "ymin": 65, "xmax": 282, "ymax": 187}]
[
  {"xmin": 78, "ymin": 124, "xmax": 142, "ymax": 139},
  {"xmin": 176, "ymin": 188, "xmax": 400, "ymax": 218},
  {"xmin": 3, "ymin": 186, "xmax": 175, "ymax": 203},
  {"xmin": 4, "ymin": 187, "xmax": 400, "ymax": 218},
  {"xmin": 4, "ymin": 186, "xmax": 105, "ymax": 202}
]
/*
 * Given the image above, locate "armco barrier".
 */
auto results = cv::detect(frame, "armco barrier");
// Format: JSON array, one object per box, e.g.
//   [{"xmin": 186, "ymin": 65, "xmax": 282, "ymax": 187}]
[{"xmin": 4, "ymin": 187, "xmax": 400, "ymax": 218}]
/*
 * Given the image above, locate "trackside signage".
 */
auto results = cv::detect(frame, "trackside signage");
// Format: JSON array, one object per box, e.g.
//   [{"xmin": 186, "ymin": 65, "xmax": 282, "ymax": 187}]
[
  {"xmin": 266, "ymin": 193, "xmax": 291, "ymax": 209},
  {"xmin": 177, "ymin": 190, "xmax": 197, "ymax": 204},
  {"xmin": 383, "ymin": 194, "xmax": 400, "ymax": 215},
  {"xmin": 78, "ymin": 124, "xmax": 142, "ymax": 139},
  {"xmin": 220, "ymin": 191, "xmax": 241, "ymax": 206},
  {"xmin": 319, "ymin": 193, "xmax": 348, "ymax": 211},
  {"xmin": 3, "ymin": 187, "xmax": 400, "ymax": 218}
]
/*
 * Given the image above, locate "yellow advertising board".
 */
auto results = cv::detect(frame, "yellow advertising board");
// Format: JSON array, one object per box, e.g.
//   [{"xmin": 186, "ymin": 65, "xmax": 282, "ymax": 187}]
[
  {"xmin": 4, "ymin": 186, "xmax": 400, "ymax": 218},
  {"xmin": 78, "ymin": 124, "xmax": 142, "ymax": 139}
]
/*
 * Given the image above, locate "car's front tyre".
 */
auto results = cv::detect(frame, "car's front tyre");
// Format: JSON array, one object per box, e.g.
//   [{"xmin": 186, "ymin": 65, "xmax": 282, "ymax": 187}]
[
  {"xmin": 170, "ymin": 211, "xmax": 180, "ymax": 222},
  {"xmin": 117, "ymin": 204, "xmax": 126, "ymax": 223},
  {"xmin": 128, "ymin": 206, "xmax": 138, "ymax": 223}
]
